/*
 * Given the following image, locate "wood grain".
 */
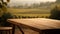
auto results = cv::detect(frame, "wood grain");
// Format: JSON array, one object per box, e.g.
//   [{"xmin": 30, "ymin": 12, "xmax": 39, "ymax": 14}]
[{"xmin": 7, "ymin": 18, "xmax": 60, "ymax": 30}]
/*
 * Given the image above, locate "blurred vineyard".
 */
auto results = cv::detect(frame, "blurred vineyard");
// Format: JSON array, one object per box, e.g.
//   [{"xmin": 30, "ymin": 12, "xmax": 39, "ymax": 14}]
[
  {"xmin": 7, "ymin": 8, "xmax": 51, "ymax": 18},
  {"xmin": 12, "ymin": 14, "xmax": 50, "ymax": 18}
]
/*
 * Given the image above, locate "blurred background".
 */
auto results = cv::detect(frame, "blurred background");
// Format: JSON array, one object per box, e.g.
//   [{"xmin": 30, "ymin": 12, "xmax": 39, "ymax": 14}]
[
  {"xmin": 0, "ymin": 0, "xmax": 60, "ymax": 19},
  {"xmin": 0, "ymin": 0, "xmax": 60, "ymax": 34}
]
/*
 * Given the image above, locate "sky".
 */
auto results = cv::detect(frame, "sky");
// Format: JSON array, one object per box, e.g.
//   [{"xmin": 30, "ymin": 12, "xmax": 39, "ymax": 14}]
[
  {"xmin": 9, "ymin": 0, "xmax": 56, "ymax": 3},
  {"xmin": 8, "ymin": 0, "xmax": 56, "ymax": 6}
]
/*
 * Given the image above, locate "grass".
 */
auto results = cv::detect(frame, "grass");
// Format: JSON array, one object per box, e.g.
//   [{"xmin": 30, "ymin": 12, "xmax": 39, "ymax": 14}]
[
  {"xmin": 7, "ymin": 8, "xmax": 50, "ymax": 14},
  {"xmin": 7, "ymin": 8, "xmax": 51, "ymax": 18}
]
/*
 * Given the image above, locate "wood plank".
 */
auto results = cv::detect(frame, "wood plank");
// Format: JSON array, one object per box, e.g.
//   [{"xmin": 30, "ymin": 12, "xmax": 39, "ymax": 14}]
[
  {"xmin": 0, "ymin": 27, "xmax": 12, "ymax": 30},
  {"xmin": 7, "ymin": 18, "xmax": 60, "ymax": 30}
]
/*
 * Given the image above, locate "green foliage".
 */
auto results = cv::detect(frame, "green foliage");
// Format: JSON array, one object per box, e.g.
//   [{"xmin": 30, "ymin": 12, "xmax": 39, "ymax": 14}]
[
  {"xmin": 56, "ymin": 0, "xmax": 60, "ymax": 3},
  {"xmin": 49, "ymin": 6, "xmax": 60, "ymax": 20},
  {"xmin": 14, "ymin": 15, "xmax": 17, "ymax": 18},
  {"xmin": 18, "ymin": 16, "xmax": 21, "ymax": 18},
  {"xmin": 1, "ymin": 12, "xmax": 13, "ymax": 19},
  {"xmin": 0, "ymin": 12, "xmax": 13, "ymax": 26},
  {"xmin": 0, "ymin": 0, "xmax": 12, "ymax": 26}
]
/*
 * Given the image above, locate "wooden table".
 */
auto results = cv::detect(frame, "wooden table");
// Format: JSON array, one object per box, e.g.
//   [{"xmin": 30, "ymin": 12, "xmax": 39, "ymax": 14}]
[{"xmin": 7, "ymin": 18, "xmax": 60, "ymax": 34}]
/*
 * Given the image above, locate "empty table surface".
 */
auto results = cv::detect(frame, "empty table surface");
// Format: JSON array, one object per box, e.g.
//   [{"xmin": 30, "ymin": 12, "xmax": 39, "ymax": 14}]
[{"xmin": 7, "ymin": 18, "xmax": 60, "ymax": 30}]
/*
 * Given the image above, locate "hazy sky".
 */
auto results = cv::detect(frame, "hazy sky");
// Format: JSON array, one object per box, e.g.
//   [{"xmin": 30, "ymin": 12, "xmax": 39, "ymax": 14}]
[
  {"xmin": 8, "ymin": 0, "xmax": 56, "ymax": 6},
  {"xmin": 10, "ymin": 0, "xmax": 56, "ymax": 3}
]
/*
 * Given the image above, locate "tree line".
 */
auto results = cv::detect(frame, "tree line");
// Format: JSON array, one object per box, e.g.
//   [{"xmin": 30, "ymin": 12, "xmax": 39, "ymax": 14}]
[
  {"xmin": 12, "ymin": 15, "xmax": 49, "ymax": 19},
  {"xmin": 8, "ymin": 2, "xmax": 55, "ymax": 9}
]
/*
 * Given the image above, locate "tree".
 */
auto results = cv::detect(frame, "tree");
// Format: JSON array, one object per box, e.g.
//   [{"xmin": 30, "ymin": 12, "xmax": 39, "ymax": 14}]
[
  {"xmin": 0, "ymin": 0, "xmax": 13, "ymax": 26},
  {"xmin": 1, "ymin": 12, "xmax": 13, "ymax": 26},
  {"xmin": 31, "ymin": 3, "xmax": 40, "ymax": 8},
  {"xmin": 49, "ymin": 6, "xmax": 60, "ymax": 20},
  {"xmin": 0, "ymin": 0, "xmax": 10, "ymax": 17},
  {"xmin": 56, "ymin": 0, "xmax": 60, "ymax": 3}
]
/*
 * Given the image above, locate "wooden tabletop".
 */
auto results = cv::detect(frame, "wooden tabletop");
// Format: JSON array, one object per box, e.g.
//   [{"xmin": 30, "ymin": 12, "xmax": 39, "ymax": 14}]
[{"xmin": 7, "ymin": 18, "xmax": 60, "ymax": 30}]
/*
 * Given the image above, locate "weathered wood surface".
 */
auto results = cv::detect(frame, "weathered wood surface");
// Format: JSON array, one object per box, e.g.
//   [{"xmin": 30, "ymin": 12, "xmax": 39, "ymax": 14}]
[{"xmin": 7, "ymin": 18, "xmax": 60, "ymax": 30}]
